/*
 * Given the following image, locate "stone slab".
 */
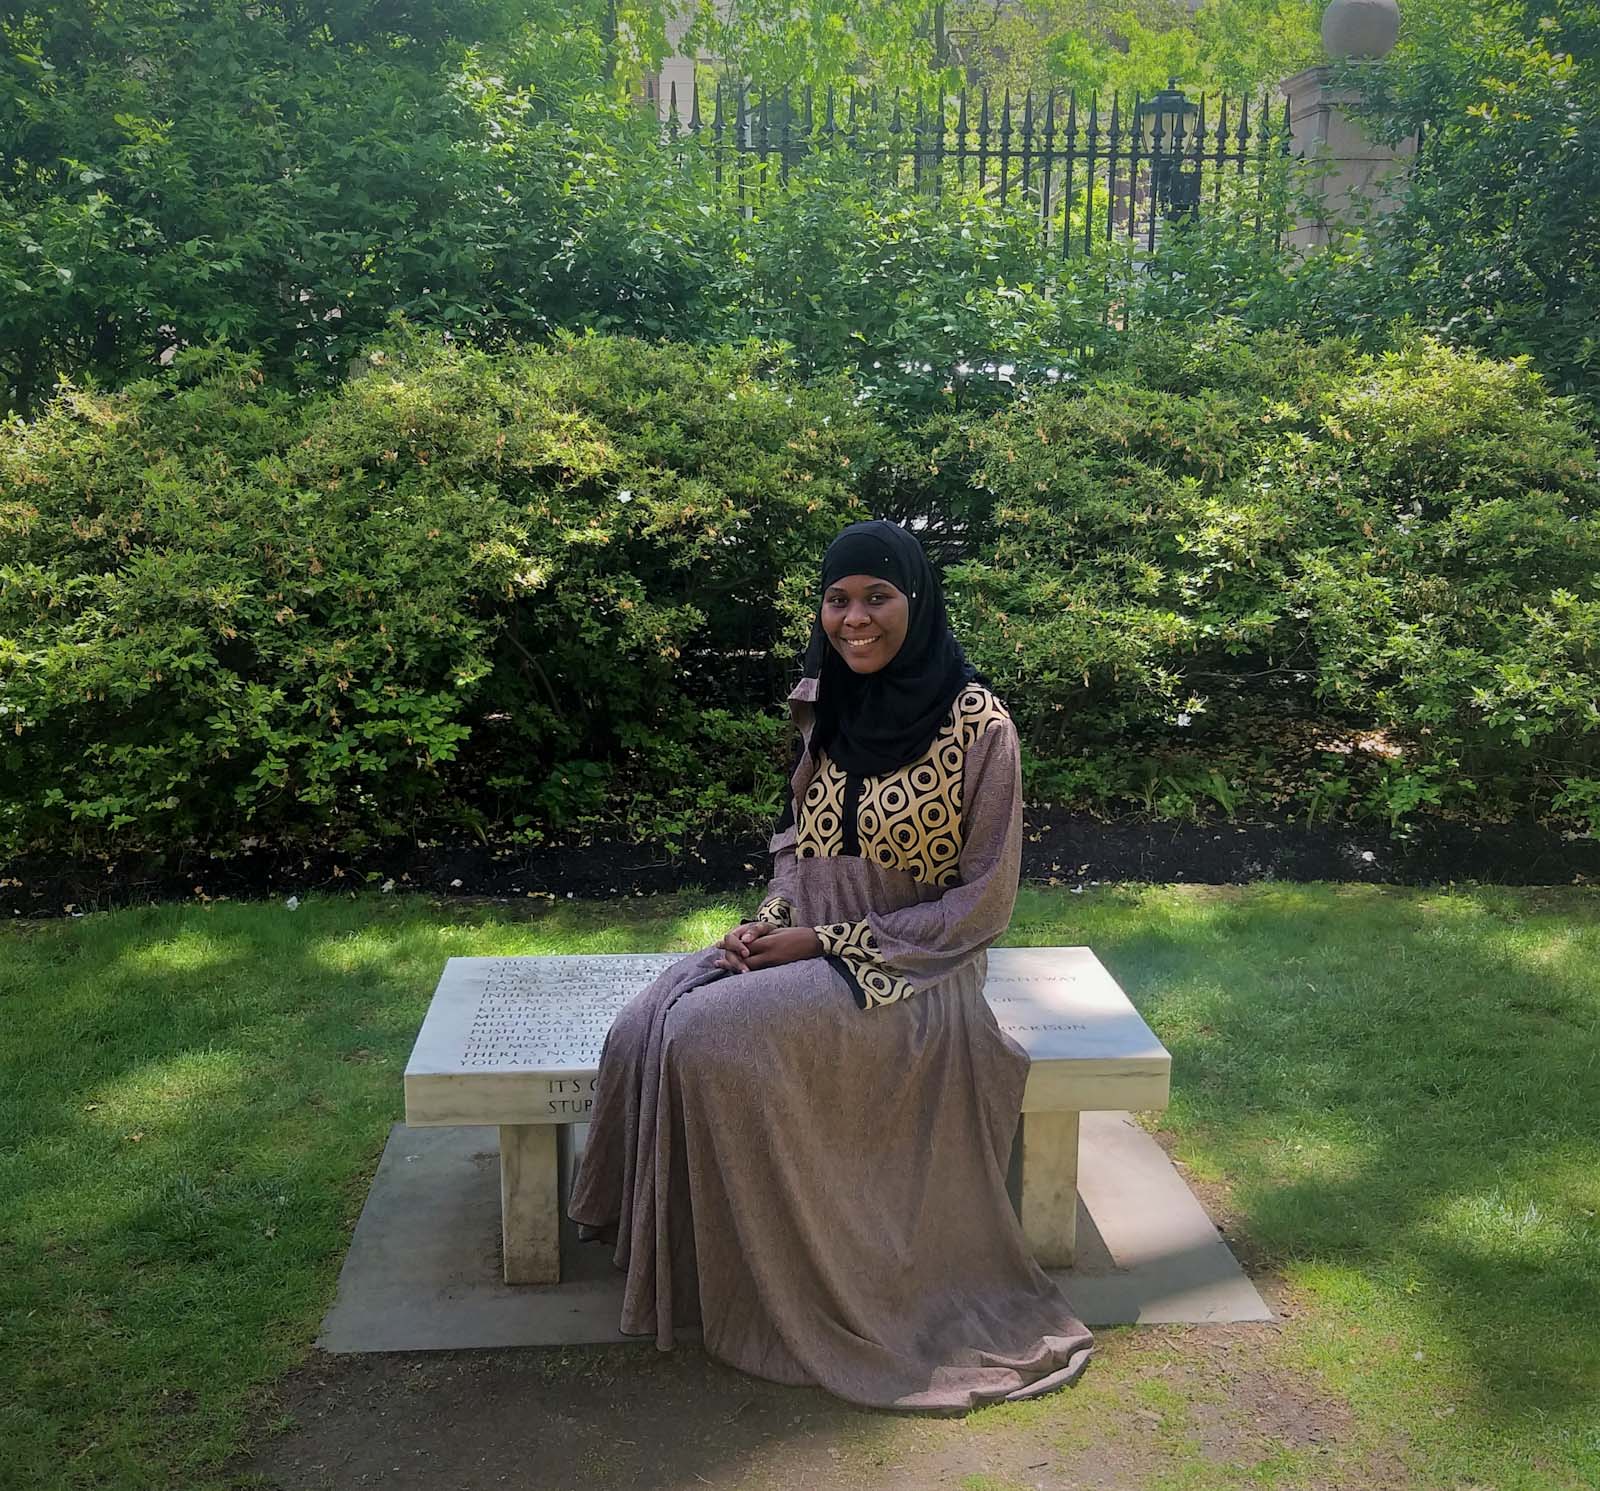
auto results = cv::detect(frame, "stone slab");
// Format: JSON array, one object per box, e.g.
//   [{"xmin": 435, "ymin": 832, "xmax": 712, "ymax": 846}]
[
  {"xmin": 498, "ymin": 1123, "xmax": 560, "ymax": 1285},
  {"xmin": 404, "ymin": 948, "xmax": 1170, "ymax": 1127},
  {"xmin": 317, "ymin": 1113, "xmax": 1271, "ymax": 1353},
  {"xmin": 1019, "ymin": 1110, "xmax": 1081, "ymax": 1269}
]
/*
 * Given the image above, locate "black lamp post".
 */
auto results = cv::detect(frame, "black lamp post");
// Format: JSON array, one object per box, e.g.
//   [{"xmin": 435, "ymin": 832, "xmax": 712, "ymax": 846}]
[{"xmin": 1138, "ymin": 78, "xmax": 1201, "ymax": 219}]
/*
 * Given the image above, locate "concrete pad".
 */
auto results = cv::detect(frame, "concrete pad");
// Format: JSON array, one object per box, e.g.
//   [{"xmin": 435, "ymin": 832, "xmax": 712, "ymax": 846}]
[
  {"xmin": 316, "ymin": 1112, "xmax": 1271, "ymax": 1354},
  {"xmin": 1072, "ymin": 1112, "xmax": 1274, "ymax": 1324}
]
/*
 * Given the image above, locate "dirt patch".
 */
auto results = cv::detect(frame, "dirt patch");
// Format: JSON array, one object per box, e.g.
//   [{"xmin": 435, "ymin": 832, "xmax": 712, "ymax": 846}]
[
  {"xmin": 237, "ymin": 1346, "xmax": 898, "ymax": 1491},
  {"xmin": 231, "ymin": 1316, "xmax": 1415, "ymax": 1491},
  {"xmin": 5, "ymin": 809, "xmax": 1595, "ymax": 919},
  {"xmin": 1171, "ymin": 1329, "xmax": 1413, "ymax": 1489}
]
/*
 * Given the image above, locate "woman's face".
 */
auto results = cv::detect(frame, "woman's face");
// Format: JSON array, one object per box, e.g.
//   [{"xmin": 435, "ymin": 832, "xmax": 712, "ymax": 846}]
[{"xmin": 820, "ymin": 573, "xmax": 910, "ymax": 674}]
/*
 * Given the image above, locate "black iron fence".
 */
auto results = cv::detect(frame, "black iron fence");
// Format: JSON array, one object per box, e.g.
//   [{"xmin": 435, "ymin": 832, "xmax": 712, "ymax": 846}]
[{"xmin": 644, "ymin": 75, "xmax": 1294, "ymax": 252}]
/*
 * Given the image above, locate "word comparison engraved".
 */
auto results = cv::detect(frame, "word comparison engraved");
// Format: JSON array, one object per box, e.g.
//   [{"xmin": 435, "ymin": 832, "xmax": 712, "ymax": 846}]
[
  {"xmin": 460, "ymin": 956, "xmax": 679, "ymax": 1069},
  {"xmin": 455, "ymin": 952, "xmax": 1098, "ymax": 1067},
  {"xmin": 460, "ymin": 955, "xmax": 678, "ymax": 1114}
]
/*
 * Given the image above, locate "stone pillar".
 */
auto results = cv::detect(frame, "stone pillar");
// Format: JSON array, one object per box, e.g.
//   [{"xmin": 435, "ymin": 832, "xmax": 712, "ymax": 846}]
[
  {"xmin": 654, "ymin": 56, "xmax": 698, "ymax": 130},
  {"xmin": 1283, "ymin": 0, "xmax": 1412, "ymax": 252},
  {"xmin": 642, "ymin": 8, "xmax": 700, "ymax": 133}
]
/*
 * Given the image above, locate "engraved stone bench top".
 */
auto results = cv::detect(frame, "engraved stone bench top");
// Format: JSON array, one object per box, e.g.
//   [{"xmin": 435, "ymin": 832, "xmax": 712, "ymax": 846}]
[{"xmin": 405, "ymin": 948, "xmax": 1171, "ymax": 1129}]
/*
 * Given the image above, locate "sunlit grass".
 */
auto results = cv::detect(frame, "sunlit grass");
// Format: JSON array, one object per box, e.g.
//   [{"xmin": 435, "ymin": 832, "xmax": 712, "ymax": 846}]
[{"xmin": 2, "ymin": 884, "xmax": 1598, "ymax": 1490}]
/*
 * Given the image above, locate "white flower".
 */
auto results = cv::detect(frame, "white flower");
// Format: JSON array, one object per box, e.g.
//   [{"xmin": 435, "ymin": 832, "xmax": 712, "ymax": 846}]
[
  {"xmin": 284, "ymin": 896, "xmax": 300, "ymax": 911},
  {"xmin": 616, "ymin": 489, "xmax": 633, "ymax": 503},
  {"xmin": 1176, "ymin": 712, "xmax": 1193, "ymax": 728}
]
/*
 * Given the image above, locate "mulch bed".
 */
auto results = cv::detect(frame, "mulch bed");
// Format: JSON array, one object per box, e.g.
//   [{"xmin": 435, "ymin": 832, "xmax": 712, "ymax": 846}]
[{"xmin": 4, "ymin": 810, "xmax": 1594, "ymax": 919}]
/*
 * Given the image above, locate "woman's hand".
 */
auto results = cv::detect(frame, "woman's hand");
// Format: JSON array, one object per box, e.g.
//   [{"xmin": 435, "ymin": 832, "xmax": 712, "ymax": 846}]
[
  {"xmin": 716, "ymin": 921, "xmax": 774, "ymax": 973},
  {"xmin": 736, "ymin": 926, "xmax": 822, "ymax": 972},
  {"xmin": 716, "ymin": 922, "xmax": 822, "ymax": 973}
]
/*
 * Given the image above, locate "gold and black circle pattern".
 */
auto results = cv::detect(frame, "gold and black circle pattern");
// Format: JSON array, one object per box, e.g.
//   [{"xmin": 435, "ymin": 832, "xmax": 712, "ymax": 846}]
[
  {"xmin": 794, "ymin": 686, "xmax": 1011, "ymax": 886},
  {"xmin": 754, "ymin": 894, "xmax": 793, "ymax": 928},
  {"xmin": 814, "ymin": 919, "xmax": 916, "ymax": 1007}
]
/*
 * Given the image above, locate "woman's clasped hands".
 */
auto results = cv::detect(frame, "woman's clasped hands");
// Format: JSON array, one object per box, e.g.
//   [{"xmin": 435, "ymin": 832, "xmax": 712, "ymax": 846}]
[{"xmin": 716, "ymin": 922, "xmax": 822, "ymax": 975}]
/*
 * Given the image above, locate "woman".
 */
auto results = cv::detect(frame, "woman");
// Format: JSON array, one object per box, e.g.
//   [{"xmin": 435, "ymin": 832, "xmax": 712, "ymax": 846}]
[{"xmin": 568, "ymin": 519, "xmax": 1094, "ymax": 1412}]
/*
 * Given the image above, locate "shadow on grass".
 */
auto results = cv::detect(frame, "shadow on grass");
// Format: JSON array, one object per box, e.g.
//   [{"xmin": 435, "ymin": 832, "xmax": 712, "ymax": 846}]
[
  {"xmin": 3, "ymin": 884, "xmax": 1598, "ymax": 1488},
  {"xmin": 1008, "ymin": 883, "xmax": 1600, "ymax": 1447},
  {"xmin": 2, "ymin": 892, "xmax": 800, "ymax": 1491}
]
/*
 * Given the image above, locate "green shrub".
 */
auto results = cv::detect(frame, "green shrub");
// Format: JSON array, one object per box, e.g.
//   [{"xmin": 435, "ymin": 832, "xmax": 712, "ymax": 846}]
[
  {"xmin": 948, "ymin": 330, "xmax": 1600, "ymax": 826},
  {"xmin": 704, "ymin": 154, "xmax": 1124, "ymax": 417},
  {"xmin": 1336, "ymin": 0, "xmax": 1600, "ymax": 415},
  {"xmin": 5, "ymin": 324, "xmax": 1597, "ymax": 855},
  {"xmin": 0, "ymin": 326, "xmax": 872, "ymax": 856}
]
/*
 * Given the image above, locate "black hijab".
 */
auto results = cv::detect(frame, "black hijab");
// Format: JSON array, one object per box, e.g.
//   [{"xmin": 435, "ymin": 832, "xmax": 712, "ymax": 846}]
[{"xmin": 802, "ymin": 520, "xmax": 982, "ymax": 776}]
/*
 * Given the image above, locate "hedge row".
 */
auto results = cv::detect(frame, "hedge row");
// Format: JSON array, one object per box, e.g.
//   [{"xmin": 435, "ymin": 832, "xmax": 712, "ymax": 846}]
[
  {"xmin": 951, "ymin": 331, "xmax": 1600, "ymax": 830},
  {"xmin": 2, "ymin": 324, "xmax": 1597, "ymax": 858}
]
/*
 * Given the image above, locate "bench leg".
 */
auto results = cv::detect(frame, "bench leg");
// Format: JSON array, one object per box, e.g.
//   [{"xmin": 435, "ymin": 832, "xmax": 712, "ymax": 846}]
[
  {"xmin": 1020, "ymin": 1111, "xmax": 1081, "ymax": 1268},
  {"xmin": 498, "ymin": 1124, "xmax": 560, "ymax": 1285}
]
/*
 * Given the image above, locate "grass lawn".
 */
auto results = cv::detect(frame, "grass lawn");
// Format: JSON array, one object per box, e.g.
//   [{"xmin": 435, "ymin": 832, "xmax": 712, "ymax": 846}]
[{"xmin": 2, "ymin": 882, "xmax": 1598, "ymax": 1491}]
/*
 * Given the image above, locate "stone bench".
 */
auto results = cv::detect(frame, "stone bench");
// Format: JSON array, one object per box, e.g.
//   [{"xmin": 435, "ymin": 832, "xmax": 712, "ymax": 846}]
[{"xmin": 403, "ymin": 948, "xmax": 1171, "ymax": 1285}]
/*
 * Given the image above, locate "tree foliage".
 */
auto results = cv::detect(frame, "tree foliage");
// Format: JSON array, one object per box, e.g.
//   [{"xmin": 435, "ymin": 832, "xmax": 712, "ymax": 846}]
[
  {"xmin": 1332, "ymin": 0, "xmax": 1600, "ymax": 408},
  {"xmin": 679, "ymin": 0, "xmax": 1321, "ymax": 98},
  {"xmin": 0, "ymin": 0, "xmax": 686, "ymax": 415}
]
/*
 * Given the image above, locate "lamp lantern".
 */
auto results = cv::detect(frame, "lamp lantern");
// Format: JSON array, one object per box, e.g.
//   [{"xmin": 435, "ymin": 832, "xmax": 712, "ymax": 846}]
[{"xmin": 1138, "ymin": 78, "xmax": 1201, "ymax": 217}]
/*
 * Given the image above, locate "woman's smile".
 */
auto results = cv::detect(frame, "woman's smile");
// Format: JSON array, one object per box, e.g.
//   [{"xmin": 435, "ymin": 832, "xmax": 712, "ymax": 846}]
[{"xmin": 820, "ymin": 573, "xmax": 909, "ymax": 671}]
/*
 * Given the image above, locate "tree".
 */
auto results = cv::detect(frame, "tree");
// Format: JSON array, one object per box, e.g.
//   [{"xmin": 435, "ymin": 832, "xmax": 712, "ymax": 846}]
[
  {"xmin": 672, "ymin": 0, "xmax": 1319, "ymax": 98},
  {"xmin": 0, "ymin": 0, "xmax": 676, "ymax": 413},
  {"xmin": 1341, "ymin": 0, "xmax": 1600, "ymax": 408}
]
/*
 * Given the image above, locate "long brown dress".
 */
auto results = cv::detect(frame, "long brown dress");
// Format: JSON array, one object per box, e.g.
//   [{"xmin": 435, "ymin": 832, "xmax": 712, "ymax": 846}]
[{"xmin": 567, "ymin": 676, "xmax": 1094, "ymax": 1411}]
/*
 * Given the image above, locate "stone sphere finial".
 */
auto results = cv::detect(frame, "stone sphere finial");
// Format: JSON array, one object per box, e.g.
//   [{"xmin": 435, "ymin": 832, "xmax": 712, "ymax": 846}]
[{"xmin": 1321, "ymin": 0, "xmax": 1401, "ymax": 59}]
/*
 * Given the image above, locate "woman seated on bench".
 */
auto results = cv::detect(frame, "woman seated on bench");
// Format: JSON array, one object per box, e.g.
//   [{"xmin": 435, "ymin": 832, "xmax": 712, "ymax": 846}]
[{"xmin": 569, "ymin": 519, "xmax": 1094, "ymax": 1412}]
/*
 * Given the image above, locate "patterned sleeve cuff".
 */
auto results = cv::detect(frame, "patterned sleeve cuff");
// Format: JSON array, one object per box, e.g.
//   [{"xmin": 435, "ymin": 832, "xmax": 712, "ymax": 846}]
[
  {"xmin": 754, "ymin": 894, "xmax": 793, "ymax": 928},
  {"xmin": 813, "ymin": 919, "xmax": 916, "ymax": 1010}
]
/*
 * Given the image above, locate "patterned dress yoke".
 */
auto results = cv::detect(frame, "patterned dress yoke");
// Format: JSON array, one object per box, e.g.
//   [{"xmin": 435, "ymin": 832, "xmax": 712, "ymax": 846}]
[{"xmin": 756, "ymin": 677, "xmax": 1021, "ymax": 1009}]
